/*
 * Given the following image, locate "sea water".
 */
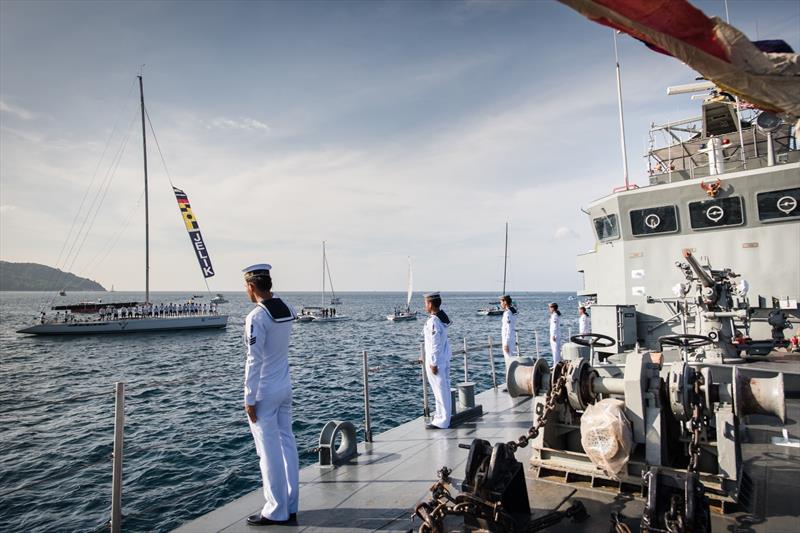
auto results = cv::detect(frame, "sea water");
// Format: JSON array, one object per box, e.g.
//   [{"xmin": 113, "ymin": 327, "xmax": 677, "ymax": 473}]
[{"xmin": 0, "ymin": 291, "xmax": 577, "ymax": 532}]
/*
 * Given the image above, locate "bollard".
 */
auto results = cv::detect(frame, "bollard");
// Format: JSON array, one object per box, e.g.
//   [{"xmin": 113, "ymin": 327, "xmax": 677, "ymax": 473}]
[
  {"xmin": 487, "ymin": 336, "xmax": 497, "ymax": 389},
  {"xmin": 458, "ymin": 382, "xmax": 476, "ymax": 409},
  {"xmin": 111, "ymin": 382, "xmax": 124, "ymax": 533},
  {"xmin": 362, "ymin": 350, "xmax": 372, "ymax": 443},
  {"xmin": 420, "ymin": 342, "xmax": 430, "ymax": 418},
  {"xmin": 463, "ymin": 337, "xmax": 469, "ymax": 383}
]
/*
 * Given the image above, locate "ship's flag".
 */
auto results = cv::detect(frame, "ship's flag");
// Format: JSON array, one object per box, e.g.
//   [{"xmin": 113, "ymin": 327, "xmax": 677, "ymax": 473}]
[
  {"xmin": 557, "ymin": 0, "xmax": 800, "ymax": 119},
  {"xmin": 172, "ymin": 186, "xmax": 215, "ymax": 278}
]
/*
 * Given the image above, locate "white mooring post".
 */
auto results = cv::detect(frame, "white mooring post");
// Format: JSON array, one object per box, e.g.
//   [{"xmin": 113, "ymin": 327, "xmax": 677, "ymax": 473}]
[
  {"xmin": 420, "ymin": 342, "xmax": 430, "ymax": 418},
  {"xmin": 362, "ymin": 350, "xmax": 372, "ymax": 443},
  {"xmin": 487, "ymin": 336, "xmax": 497, "ymax": 389},
  {"xmin": 111, "ymin": 382, "xmax": 125, "ymax": 533},
  {"xmin": 462, "ymin": 337, "xmax": 469, "ymax": 383}
]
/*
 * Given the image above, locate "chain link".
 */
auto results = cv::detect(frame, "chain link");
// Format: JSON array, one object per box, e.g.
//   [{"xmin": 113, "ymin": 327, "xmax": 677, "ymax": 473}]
[
  {"xmin": 687, "ymin": 372, "xmax": 706, "ymax": 472},
  {"xmin": 412, "ymin": 364, "xmax": 568, "ymax": 532}
]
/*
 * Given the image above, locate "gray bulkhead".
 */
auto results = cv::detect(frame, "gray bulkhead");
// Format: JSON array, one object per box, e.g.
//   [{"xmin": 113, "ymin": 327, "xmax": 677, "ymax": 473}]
[{"xmin": 577, "ymin": 162, "xmax": 799, "ymax": 349}]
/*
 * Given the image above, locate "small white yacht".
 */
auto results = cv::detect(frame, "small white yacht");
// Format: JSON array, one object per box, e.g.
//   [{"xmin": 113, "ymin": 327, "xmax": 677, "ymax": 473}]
[{"xmin": 387, "ymin": 257, "xmax": 417, "ymax": 321}]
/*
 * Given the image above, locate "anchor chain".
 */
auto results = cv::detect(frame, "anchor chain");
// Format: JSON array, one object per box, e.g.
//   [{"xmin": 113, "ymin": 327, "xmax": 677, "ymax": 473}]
[
  {"xmin": 412, "ymin": 365, "xmax": 569, "ymax": 533},
  {"xmin": 687, "ymin": 372, "xmax": 707, "ymax": 473},
  {"xmin": 641, "ymin": 369, "xmax": 711, "ymax": 533},
  {"xmin": 506, "ymin": 371, "xmax": 568, "ymax": 454}
]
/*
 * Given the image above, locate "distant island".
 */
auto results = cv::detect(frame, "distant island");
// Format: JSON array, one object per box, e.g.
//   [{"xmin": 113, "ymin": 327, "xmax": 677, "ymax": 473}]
[{"xmin": 0, "ymin": 261, "xmax": 106, "ymax": 291}]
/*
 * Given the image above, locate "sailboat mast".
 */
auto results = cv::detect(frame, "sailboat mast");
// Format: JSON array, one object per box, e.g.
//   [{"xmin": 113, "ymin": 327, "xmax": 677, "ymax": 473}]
[
  {"xmin": 321, "ymin": 241, "xmax": 326, "ymax": 307},
  {"xmin": 406, "ymin": 256, "xmax": 413, "ymax": 309},
  {"xmin": 502, "ymin": 222, "xmax": 508, "ymax": 294},
  {"xmin": 138, "ymin": 75, "xmax": 150, "ymax": 304}
]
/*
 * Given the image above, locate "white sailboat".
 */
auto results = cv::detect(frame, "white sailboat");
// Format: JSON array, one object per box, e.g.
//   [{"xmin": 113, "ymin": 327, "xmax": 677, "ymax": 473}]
[
  {"xmin": 478, "ymin": 222, "xmax": 509, "ymax": 316},
  {"xmin": 387, "ymin": 257, "xmax": 416, "ymax": 321},
  {"xmin": 18, "ymin": 76, "xmax": 227, "ymax": 335},
  {"xmin": 298, "ymin": 241, "xmax": 349, "ymax": 323}
]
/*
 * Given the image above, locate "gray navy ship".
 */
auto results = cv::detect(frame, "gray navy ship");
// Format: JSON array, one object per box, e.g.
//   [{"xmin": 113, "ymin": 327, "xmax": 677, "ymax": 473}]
[{"xmin": 176, "ymin": 13, "xmax": 799, "ymax": 533}]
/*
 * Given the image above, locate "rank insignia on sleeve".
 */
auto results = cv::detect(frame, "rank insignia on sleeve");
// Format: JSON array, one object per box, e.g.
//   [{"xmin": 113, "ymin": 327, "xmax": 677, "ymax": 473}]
[{"xmin": 248, "ymin": 336, "xmax": 256, "ymax": 345}]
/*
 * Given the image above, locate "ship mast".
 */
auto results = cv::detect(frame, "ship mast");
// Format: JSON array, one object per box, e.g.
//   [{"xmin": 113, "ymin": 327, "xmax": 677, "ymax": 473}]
[
  {"xmin": 138, "ymin": 75, "xmax": 150, "ymax": 304},
  {"xmin": 321, "ymin": 241, "xmax": 326, "ymax": 307}
]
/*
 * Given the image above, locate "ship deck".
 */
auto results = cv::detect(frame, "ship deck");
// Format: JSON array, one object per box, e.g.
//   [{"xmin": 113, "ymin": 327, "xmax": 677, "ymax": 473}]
[{"xmin": 174, "ymin": 364, "xmax": 800, "ymax": 533}]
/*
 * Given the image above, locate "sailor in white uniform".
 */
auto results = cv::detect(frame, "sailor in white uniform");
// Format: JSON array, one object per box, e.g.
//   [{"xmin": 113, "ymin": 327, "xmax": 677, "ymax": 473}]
[
  {"xmin": 549, "ymin": 302, "xmax": 563, "ymax": 364},
  {"xmin": 242, "ymin": 264, "xmax": 300, "ymax": 526},
  {"xmin": 578, "ymin": 306, "xmax": 591, "ymax": 336},
  {"xmin": 423, "ymin": 292, "xmax": 452, "ymax": 429},
  {"xmin": 500, "ymin": 294, "xmax": 518, "ymax": 358}
]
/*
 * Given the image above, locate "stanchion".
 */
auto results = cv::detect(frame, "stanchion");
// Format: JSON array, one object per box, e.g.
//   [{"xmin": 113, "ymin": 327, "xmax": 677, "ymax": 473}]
[
  {"xmin": 534, "ymin": 328, "xmax": 541, "ymax": 358},
  {"xmin": 462, "ymin": 337, "xmax": 469, "ymax": 382},
  {"xmin": 362, "ymin": 350, "xmax": 372, "ymax": 443},
  {"xmin": 111, "ymin": 382, "xmax": 124, "ymax": 533},
  {"xmin": 487, "ymin": 336, "xmax": 497, "ymax": 389},
  {"xmin": 515, "ymin": 331, "xmax": 521, "ymax": 356}
]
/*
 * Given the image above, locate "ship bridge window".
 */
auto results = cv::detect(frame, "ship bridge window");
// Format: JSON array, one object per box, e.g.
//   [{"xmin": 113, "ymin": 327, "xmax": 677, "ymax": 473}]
[
  {"xmin": 593, "ymin": 214, "xmax": 619, "ymax": 241},
  {"xmin": 630, "ymin": 205, "xmax": 678, "ymax": 236},
  {"xmin": 689, "ymin": 196, "xmax": 744, "ymax": 230},
  {"xmin": 756, "ymin": 187, "xmax": 800, "ymax": 222}
]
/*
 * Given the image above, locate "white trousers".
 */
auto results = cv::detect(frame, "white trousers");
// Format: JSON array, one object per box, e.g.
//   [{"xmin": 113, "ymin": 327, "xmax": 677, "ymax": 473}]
[
  {"xmin": 248, "ymin": 386, "xmax": 299, "ymax": 520},
  {"xmin": 426, "ymin": 359, "xmax": 451, "ymax": 428},
  {"xmin": 550, "ymin": 338, "xmax": 562, "ymax": 364}
]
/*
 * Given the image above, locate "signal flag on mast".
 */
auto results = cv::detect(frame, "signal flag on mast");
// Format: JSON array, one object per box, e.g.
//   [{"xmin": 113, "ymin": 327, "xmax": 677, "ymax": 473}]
[{"xmin": 172, "ymin": 186, "xmax": 215, "ymax": 278}]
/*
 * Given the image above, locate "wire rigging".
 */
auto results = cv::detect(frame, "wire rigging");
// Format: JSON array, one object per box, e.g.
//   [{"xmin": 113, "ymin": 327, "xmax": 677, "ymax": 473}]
[{"xmin": 37, "ymin": 78, "xmax": 138, "ymax": 309}]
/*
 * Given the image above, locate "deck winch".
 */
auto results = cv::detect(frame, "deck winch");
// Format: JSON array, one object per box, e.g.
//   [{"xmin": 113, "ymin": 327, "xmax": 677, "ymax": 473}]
[{"xmin": 519, "ymin": 348, "xmax": 785, "ymax": 506}]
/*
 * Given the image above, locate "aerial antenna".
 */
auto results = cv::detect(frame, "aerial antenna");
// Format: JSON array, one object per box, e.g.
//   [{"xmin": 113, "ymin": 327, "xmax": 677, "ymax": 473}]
[{"xmin": 613, "ymin": 30, "xmax": 630, "ymax": 190}]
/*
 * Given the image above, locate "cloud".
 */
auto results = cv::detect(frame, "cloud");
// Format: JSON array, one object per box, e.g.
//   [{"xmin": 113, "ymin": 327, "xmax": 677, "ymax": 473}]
[
  {"xmin": 0, "ymin": 99, "xmax": 36, "ymax": 120},
  {"xmin": 553, "ymin": 226, "xmax": 580, "ymax": 241},
  {"xmin": 0, "ymin": 204, "xmax": 18, "ymax": 213},
  {"xmin": 206, "ymin": 116, "xmax": 270, "ymax": 132}
]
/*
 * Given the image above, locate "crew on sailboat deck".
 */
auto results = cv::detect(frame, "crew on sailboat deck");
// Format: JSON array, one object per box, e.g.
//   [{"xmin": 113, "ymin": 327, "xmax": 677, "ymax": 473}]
[
  {"xmin": 241, "ymin": 263, "xmax": 299, "ymax": 526},
  {"xmin": 423, "ymin": 291, "xmax": 452, "ymax": 430},
  {"xmin": 500, "ymin": 294, "xmax": 518, "ymax": 357}
]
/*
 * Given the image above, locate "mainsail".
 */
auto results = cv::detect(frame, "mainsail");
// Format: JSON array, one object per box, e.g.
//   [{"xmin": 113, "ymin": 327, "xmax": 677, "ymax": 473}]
[{"xmin": 173, "ymin": 186, "xmax": 215, "ymax": 278}]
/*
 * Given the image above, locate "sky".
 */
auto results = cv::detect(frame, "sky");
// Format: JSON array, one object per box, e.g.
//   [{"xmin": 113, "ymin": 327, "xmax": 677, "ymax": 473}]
[{"xmin": 1, "ymin": 0, "xmax": 798, "ymax": 292}]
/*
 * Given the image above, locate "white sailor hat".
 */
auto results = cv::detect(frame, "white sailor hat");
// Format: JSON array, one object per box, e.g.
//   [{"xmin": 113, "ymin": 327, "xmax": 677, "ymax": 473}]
[
  {"xmin": 423, "ymin": 291, "xmax": 441, "ymax": 300},
  {"xmin": 242, "ymin": 264, "xmax": 272, "ymax": 275}
]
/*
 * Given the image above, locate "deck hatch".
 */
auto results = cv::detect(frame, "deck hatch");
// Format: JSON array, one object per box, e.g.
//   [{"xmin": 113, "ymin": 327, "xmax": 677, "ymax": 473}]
[
  {"xmin": 630, "ymin": 205, "xmax": 679, "ymax": 236},
  {"xmin": 688, "ymin": 196, "xmax": 744, "ymax": 230},
  {"xmin": 756, "ymin": 187, "xmax": 800, "ymax": 222}
]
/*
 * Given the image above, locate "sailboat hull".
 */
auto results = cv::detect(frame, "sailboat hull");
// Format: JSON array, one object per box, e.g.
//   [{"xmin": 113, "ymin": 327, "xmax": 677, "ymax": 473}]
[
  {"xmin": 387, "ymin": 312, "xmax": 417, "ymax": 321},
  {"xmin": 17, "ymin": 315, "xmax": 228, "ymax": 335}
]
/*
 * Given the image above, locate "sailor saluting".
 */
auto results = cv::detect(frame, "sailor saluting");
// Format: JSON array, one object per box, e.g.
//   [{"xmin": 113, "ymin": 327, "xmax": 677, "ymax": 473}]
[
  {"xmin": 500, "ymin": 294, "xmax": 518, "ymax": 358},
  {"xmin": 549, "ymin": 302, "xmax": 563, "ymax": 364},
  {"xmin": 242, "ymin": 263, "xmax": 300, "ymax": 526},
  {"xmin": 423, "ymin": 292, "xmax": 452, "ymax": 429}
]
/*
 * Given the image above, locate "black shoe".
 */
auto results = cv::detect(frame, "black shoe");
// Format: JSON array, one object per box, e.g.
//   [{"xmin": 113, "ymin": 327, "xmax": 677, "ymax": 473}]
[
  {"xmin": 247, "ymin": 513, "xmax": 290, "ymax": 526},
  {"xmin": 289, "ymin": 513, "xmax": 297, "ymax": 522}
]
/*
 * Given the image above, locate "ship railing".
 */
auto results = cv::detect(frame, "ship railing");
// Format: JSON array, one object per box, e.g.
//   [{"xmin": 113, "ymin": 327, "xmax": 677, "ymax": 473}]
[
  {"xmin": 646, "ymin": 121, "xmax": 797, "ymax": 184},
  {"xmin": 359, "ymin": 327, "xmax": 559, "ymax": 444}
]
